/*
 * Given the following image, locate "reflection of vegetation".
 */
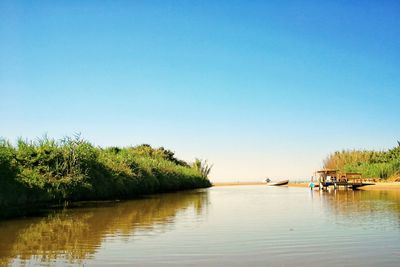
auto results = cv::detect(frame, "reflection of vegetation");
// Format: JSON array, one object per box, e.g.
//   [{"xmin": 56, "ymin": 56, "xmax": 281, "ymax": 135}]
[
  {"xmin": 323, "ymin": 142, "xmax": 400, "ymax": 179},
  {"xmin": 319, "ymin": 190, "xmax": 400, "ymax": 227},
  {"xmin": 0, "ymin": 190, "xmax": 209, "ymax": 265},
  {"xmin": 0, "ymin": 136, "xmax": 211, "ymax": 218}
]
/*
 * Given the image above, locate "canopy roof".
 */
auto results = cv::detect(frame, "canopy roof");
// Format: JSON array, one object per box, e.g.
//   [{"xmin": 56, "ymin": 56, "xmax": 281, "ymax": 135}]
[{"xmin": 316, "ymin": 169, "xmax": 339, "ymax": 174}]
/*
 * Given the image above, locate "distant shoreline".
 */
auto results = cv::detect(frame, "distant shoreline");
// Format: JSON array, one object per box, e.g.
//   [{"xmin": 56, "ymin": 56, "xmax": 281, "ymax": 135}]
[
  {"xmin": 213, "ymin": 181, "xmax": 267, "ymax": 186},
  {"xmin": 212, "ymin": 181, "xmax": 400, "ymax": 190}
]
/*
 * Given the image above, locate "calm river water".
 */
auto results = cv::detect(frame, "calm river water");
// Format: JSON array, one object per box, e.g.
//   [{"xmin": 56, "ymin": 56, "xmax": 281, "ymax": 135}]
[{"xmin": 1, "ymin": 186, "xmax": 400, "ymax": 266}]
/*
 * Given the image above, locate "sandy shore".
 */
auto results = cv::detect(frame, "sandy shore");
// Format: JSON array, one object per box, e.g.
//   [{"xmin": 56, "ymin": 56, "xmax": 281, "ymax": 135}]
[
  {"xmin": 359, "ymin": 182, "xmax": 400, "ymax": 190},
  {"xmin": 212, "ymin": 181, "xmax": 400, "ymax": 190},
  {"xmin": 287, "ymin": 182, "xmax": 400, "ymax": 190},
  {"xmin": 289, "ymin": 182, "xmax": 400, "ymax": 190},
  {"xmin": 213, "ymin": 181, "xmax": 309, "ymax": 187},
  {"xmin": 212, "ymin": 181, "xmax": 267, "ymax": 186}
]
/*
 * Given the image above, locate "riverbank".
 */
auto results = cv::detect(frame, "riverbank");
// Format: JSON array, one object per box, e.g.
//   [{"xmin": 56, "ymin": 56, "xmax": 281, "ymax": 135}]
[
  {"xmin": 213, "ymin": 181, "xmax": 306, "ymax": 187},
  {"xmin": 0, "ymin": 136, "xmax": 212, "ymax": 219},
  {"xmin": 213, "ymin": 181, "xmax": 400, "ymax": 190},
  {"xmin": 213, "ymin": 181, "xmax": 266, "ymax": 186},
  {"xmin": 359, "ymin": 182, "xmax": 400, "ymax": 190},
  {"xmin": 288, "ymin": 182, "xmax": 400, "ymax": 190}
]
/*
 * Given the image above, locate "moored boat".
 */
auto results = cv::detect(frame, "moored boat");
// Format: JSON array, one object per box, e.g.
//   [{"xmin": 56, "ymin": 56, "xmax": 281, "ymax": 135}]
[{"xmin": 267, "ymin": 179, "xmax": 289, "ymax": 186}]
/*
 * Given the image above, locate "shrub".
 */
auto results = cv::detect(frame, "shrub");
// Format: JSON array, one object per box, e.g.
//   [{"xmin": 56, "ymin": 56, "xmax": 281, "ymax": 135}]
[
  {"xmin": 323, "ymin": 142, "xmax": 400, "ymax": 180},
  {"xmin": 0, "ymin": 136, "xmax": 211, "ymax": 218}
]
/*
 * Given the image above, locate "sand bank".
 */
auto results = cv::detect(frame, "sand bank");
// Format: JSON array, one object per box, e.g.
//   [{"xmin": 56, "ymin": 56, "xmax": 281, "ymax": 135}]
[
  {"xmin": 212, "ymin": 181, "xmax": 267, "ymax": 186},
  {"xmin": 213, "ymin": 181, "xmax": 400, "ymax": 190},
  {"xmin": 288, "ymin": 182, "xmax": 400, "ymax": 190},
  {"xmin": 359, "ymin": 182, "xmax": 400, "ymax": 190}
]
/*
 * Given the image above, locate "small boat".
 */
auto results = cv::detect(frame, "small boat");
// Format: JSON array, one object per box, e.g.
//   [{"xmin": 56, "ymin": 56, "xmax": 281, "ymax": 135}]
[{"xmin": 267, "ymin": 179, "xmax": 289, "ymax": 186}]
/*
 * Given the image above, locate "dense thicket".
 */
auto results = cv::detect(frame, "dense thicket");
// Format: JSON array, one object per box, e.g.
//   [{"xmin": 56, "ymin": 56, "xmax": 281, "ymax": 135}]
[
  {"xmin": 323, "ymin": 142, "xmax": 400, "ymax": 180},
  {"xmin": 0, "ymin": 136, "xmax": 211, "ymax": 217}
]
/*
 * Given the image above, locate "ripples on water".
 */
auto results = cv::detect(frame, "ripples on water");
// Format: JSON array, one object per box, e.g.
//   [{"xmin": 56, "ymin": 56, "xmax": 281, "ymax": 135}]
[{"xmin": 1, "ymin": 186, "xmax": 400, "ymax": 266}]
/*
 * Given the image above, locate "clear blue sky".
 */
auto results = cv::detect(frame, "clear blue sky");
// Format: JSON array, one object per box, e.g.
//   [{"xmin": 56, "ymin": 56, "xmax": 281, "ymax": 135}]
[{"xmin": 1, "ymin": 0, "xmax": 399, "ymax": 181}]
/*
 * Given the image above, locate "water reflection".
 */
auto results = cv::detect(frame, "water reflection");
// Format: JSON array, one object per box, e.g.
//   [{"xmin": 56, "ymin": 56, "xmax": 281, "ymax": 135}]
[
  {"xmin": 317, "ymin": 189, "xmax": 400, "ymax": 229},
  {"xmin": 2, "ymin": 187, "xmax": 400, "ymax": 266},
  {"xmin": 0, "ymin": 189, "xmax": 209, "ymax": 266}
]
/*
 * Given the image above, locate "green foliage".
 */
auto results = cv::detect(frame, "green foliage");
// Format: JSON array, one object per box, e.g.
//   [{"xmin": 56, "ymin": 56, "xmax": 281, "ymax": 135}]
[
  {"xmin": 0, "ymin": 136, "xmax": 211, "ymax": 217},
  {"xmin": 323, "ymin": 142, "xmax": 400, "ymax": 180},
  {"xmin": 0, "ymin": 139, "xmax": 18, "ymax": 180},
  {"xmin": 192, "ymin": 159, "xmax": 213, "ymax": 179}
]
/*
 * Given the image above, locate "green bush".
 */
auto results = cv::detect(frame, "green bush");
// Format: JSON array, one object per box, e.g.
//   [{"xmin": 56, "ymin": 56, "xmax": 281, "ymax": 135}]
[
  {"xmin": 324, "ymin": 142, "xmax": 400, "ymax": 180},
  {"xmin": 0, "ymin": 136, "xmax": 212, "ymax": 218}
]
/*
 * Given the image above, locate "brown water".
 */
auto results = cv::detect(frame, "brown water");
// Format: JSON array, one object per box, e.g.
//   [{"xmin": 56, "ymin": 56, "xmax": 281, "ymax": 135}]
[{"xmin": 1, "ymin": 186, "xmax": 400, "ymax": 266}]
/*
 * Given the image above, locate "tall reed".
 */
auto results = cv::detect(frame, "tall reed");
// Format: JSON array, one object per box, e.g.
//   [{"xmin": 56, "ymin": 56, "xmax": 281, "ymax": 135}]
[
  {"xmin": 323, "ymin": 142, "xmax": 400, "ymax": 180},
  {"xmin": 0, "ymin": 136, "xmax": 212, "ymax": 218}
]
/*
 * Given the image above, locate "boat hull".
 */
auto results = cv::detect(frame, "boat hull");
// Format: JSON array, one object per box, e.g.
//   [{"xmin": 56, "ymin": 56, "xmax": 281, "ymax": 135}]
[{"xmin": 267, "ymin": 180, "xmax": 289, "ymax": 186}]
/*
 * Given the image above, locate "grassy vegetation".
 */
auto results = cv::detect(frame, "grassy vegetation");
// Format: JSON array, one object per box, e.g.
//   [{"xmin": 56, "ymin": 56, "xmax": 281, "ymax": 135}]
[
  {"xmin": 0, "ymin": 135, "xmax": 212, "ymax": 218},
  {"xmin": 323, "ymin": 142, "xmax": 400, "ymax": 180}
]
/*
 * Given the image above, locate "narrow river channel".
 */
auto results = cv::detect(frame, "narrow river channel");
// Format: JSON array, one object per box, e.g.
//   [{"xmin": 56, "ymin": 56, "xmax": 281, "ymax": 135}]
[{"xmin": 1, "ymin": 186, "xmax": 400, "ymax": 266}]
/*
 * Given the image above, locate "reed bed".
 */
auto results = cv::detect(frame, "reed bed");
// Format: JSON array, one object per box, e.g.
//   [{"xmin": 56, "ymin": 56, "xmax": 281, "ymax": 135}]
[
  {"xmin": 323, "ymin": 142, "xmax": 400, "ymax": 180},
  {"xmin": 0, "ymin": 136, "xmax": 211, "ymax": 218}
]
